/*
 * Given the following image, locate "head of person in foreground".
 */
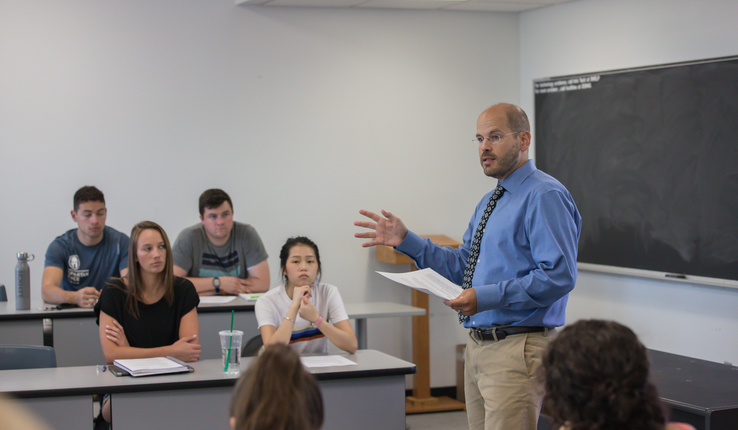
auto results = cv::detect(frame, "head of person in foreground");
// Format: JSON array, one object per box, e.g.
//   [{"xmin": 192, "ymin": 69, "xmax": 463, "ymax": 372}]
[
  {"xmin": 542, "ymin": 319, "xmax": 690, "ymax": 430},
  {"xmin": 229, "ymin": 343, "xmax": 324, "ymax": 430}
]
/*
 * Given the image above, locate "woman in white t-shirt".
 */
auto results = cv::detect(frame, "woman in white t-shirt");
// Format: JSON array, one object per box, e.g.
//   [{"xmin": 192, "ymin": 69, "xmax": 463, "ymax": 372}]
[{"xmin": 255, "ymin": 237, "xmax": 357, "ymax": 354}]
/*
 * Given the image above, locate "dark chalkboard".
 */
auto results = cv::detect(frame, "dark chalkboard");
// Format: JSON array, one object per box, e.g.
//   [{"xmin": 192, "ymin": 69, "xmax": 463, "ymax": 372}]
[{"xmin": 534, "ymin": 56, "xmax": 738, "ymax": 286}]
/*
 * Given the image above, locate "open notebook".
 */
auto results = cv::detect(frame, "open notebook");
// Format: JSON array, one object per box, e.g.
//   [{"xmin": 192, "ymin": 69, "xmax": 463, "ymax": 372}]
[{"xmin": 112, "ymin": 356, "xmax": 193, "ymax": 377}]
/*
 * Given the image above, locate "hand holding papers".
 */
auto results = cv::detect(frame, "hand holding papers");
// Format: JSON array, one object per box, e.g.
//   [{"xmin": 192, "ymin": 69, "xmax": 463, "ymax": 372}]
[{"xmin": 376, "ymin": 268, "xmax": 463, "ymax": 301}]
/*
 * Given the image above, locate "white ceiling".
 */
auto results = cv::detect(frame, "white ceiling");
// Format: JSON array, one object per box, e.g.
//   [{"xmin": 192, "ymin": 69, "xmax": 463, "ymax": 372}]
[{"xmin": 236, "ymin": 0, "xmax": 578, "ymax": 13}]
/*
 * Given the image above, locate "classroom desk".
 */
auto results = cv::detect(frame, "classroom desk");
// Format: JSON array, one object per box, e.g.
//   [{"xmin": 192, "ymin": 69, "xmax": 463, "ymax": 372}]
[
  {"xmin": 0, "ymin": 300, "xmax": 45, "ymax": 346},
  {"xmin": 1, "ymin": 297, "xmax": 424, "ymax": 365},
  {"xmin": 649, "ymin": 349, "xmax": 738, "ymax": 430},
  {"xmin": 344, "ymin": 302, "xmax": 426, "ymax": 350},
  {"xmin": 539, "ymin": 350, "xmax": 738, "ymax": 430},
  {"xmin": 2, "ymin": 349, "xmax": 416, "ymax": 430}
]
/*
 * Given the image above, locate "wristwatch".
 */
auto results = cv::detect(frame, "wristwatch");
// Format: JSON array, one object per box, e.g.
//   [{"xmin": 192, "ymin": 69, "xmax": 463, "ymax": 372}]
[{"xmin": 213, "ymin": 276, "xmax": 221, "ymax": 294}]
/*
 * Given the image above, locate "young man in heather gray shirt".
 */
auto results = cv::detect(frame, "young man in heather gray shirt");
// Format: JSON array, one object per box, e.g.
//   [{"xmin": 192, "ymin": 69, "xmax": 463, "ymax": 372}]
[{"xmin": 173, "ymin": 189, "xmax": 269, "ymax": 296}]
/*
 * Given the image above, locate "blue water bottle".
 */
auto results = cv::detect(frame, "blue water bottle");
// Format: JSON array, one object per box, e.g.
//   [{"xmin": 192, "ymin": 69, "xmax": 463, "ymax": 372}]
[{"xmin": 15, "ymin": 252, "xmax": 34, "ymax": 310}]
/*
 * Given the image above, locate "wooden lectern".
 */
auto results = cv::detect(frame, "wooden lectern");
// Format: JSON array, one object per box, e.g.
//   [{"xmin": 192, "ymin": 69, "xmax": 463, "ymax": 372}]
[{"xmin": 375, "ymin": 235, "xmax": 466, "ymax": 414}]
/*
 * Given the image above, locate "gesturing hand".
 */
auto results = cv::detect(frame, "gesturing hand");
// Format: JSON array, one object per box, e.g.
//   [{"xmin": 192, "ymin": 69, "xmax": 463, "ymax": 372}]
[{"xmin": 353, "ymin": 209, "xmax": 408, "ymax": 248}]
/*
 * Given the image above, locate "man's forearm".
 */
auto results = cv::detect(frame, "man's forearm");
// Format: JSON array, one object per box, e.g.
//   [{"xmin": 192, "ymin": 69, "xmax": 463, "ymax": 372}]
[
  {"xmin": 41, "ymin": 285, "xmax": 75, "ymax": 304},
  {"xmin": 245, "ymin": 277, "xmax": 269, "ymax": 293},
  {"xmin": 184, "ymin": 277, "xmax": 216, "ymax": 295}
]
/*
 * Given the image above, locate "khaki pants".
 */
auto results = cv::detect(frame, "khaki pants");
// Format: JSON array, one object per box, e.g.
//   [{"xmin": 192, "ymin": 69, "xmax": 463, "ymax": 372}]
[{"xmin": 464, "ymin": 330, "xmax": 551, "ymax": 430}]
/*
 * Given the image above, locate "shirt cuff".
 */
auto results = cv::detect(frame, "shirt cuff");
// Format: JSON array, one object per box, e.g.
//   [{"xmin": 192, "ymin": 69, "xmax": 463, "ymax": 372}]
[
  {"xmin": 473, "ymin": 283, "xmax": 502, "ymax": 313},
  {"xmin": 395, "ymin": 230, "xmax": 424, "ymax": 255}
]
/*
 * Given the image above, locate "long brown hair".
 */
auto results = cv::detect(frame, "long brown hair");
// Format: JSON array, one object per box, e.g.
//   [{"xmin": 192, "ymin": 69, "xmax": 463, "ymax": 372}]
[
  {"xmin": 124, "ymin": 221, "xmax": 176, "ymax": 318},
  {"xmin": 230, "ymin": 344, "xmax": 323, "ymax": 430}
]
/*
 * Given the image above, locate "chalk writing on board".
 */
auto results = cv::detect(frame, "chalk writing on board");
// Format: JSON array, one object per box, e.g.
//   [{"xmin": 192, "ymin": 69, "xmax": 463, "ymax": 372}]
[{"xmin": 534, "ymin": 75, "xmax": 600, "ymax": 94}]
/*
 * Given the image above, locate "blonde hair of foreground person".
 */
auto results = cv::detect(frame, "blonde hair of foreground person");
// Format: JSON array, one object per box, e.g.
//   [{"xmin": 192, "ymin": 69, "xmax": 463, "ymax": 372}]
[
  {"xmin": 0, "ymin": 395, "xmax": 53, "ymax": 430},
  {"xmin": 229, "ymin": 343, "xmax": 323, "ymax": 430}
]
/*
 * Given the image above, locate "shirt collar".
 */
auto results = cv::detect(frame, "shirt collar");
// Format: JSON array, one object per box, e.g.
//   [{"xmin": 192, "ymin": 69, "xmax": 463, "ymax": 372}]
[{"xmin": 497, "ymin": 159, "xmax": 536, "ymax": 194}]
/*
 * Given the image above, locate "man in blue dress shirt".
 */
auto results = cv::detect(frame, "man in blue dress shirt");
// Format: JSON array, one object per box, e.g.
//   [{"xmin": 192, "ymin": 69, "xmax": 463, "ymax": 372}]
[{"xmin": 355, "ymin": 103, "xmax": 581, "ymax": 430}]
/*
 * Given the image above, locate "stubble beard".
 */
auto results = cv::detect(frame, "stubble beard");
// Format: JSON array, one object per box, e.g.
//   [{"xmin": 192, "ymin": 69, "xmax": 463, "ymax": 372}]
[{"xmin": 483, "ymin": 140, "xmax": 520, "ymax": 179}]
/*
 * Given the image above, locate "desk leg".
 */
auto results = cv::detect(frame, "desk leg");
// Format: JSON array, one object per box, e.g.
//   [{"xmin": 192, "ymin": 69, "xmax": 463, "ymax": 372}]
[
  {"xmin": 355, "ymin": 318, "xmax": 367, "ymax": 350},
  {"xmin": 407, "ymin": 289, "xmax": 434, "ymax": 407}
]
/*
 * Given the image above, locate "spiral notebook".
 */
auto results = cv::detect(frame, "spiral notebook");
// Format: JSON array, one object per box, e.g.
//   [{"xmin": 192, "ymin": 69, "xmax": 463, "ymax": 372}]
[{"xmin": 111, "ymin": 356, "xmax": 193, "ymax": 377}]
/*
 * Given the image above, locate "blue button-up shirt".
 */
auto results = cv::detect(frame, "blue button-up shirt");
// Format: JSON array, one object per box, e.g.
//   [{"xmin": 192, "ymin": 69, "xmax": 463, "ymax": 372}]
[{"xmin": 395, "ymin": 160, "xmax": 581, "ymax": 329}]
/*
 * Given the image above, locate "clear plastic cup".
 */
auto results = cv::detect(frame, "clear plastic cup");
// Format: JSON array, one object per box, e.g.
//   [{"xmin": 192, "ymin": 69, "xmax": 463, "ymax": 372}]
[{"xmin": 219, "ymin": 330, "xmax": 243, "ymax": 374}]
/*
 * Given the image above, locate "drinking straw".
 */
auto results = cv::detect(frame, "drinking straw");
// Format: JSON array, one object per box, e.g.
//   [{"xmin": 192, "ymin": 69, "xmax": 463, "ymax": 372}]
[{"xmin": 225, "ymin": 310, "xmax": 235, "ymax": 372}]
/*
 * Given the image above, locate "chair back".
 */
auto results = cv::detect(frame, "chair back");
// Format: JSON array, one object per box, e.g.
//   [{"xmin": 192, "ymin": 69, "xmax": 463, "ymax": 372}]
[
  {"xmin": 0, "ymin": 345, "xmax": 57, "ymax": 370},
  {"xmin": 241, "ymin": 335, "xmax": 264, "ymax": 357}
]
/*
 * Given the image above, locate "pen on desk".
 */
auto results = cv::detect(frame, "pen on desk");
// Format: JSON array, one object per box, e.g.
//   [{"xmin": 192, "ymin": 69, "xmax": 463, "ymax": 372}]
[{"xmin": 665, "ymin": 273, "xmax": 686, "ymax": 279}]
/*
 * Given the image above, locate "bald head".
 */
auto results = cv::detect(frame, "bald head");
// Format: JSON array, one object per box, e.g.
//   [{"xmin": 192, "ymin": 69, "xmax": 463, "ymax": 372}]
[
  {"xmin": 479, "ymin": 103, "xmax": 530, "ymax": 133},
  {"xmin": 476, "ymin": 103, "xmax": 532, "ymax": 180}
]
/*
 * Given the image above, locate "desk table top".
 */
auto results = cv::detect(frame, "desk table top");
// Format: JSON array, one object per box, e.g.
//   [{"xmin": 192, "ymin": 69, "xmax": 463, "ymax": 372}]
[
  {"xmin": 1, "ymin": 298, "xmax": 423, "ymax": 321},
  {"xmin": 649, "ymin": 349, "xmax": 738, "ymax": 411},
  {"xmin": 0, "ymin": 296, "xmax": 255, "ymax": 321},
  {"xmin": 1, "ymin": 349, "xmax": 415, "ymax": 399},
  {"xmin": 344, "ymin": 302, "xmax": 425, "ymax": 319}
]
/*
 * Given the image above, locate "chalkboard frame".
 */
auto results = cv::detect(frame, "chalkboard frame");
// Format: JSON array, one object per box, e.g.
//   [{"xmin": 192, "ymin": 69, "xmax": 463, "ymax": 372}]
[{"xmin": 533, "ymin": 56, "xmax": 738, "ymax": 289}]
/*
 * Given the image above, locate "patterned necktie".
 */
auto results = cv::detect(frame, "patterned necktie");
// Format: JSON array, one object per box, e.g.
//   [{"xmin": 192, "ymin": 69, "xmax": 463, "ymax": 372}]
[{"xmin": 459, "ymin": 184, "xmax": 505, "ymax": 323}]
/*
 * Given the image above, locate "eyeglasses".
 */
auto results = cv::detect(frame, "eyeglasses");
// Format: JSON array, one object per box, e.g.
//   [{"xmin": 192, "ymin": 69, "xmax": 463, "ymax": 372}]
[{"xmin": 472, "ymin": 131, "xmax": 522, "ymax": 145}]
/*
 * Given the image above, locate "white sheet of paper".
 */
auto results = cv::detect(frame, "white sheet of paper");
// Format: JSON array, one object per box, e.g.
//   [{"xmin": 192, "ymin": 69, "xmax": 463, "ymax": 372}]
[
  {"xmin": 198, "ymin": 296, "xmax": 237, "ymax": 304},
  {"xmin": 300, "ymin": 355, "xmax": 357, "ymax": 368},
  {"xmin": 114, "ymin": 357, "xmax": 178, "ymax": 372},
  {"xmin": 238, "ymin": 293, "xmax": 264, "ymax": 302},
  {"xmin": 376, "ymin": 268, "xmax": 463, "ymax": 300}
]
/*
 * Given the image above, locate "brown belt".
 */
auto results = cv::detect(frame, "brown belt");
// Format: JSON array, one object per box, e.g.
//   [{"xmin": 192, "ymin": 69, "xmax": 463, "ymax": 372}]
[{"xmin": 470, "ymin": 326, "xmax": 548, "ymax": 341}]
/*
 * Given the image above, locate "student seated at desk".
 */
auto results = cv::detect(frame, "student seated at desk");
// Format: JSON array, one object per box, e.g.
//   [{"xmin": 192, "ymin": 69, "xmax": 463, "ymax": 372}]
[
  {"xmin": 172, "ymin": 188, "xmax": 270, "ymax": 295},
  {"xmin": 230, "ymin": 343, "xmax": 323, "ymax": 430},
  {"xmin": 94, "ymin": 221, "xmax": 200, "ymax": 423},
  {"xmin": 255, "ymin": 237, "xmax": 357, "ymax": 354},
  {"xmin": 541, "ymin": 319, "xmax": 695, "ymax": 430},
  {"xmin": 42, "ymin": 186, "xmax": 129, "ymax": 308}
]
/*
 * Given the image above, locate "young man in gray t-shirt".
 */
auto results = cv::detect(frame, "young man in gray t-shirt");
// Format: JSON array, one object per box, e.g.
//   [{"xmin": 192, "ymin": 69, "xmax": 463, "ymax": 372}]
[{"xmin": 172, "ymin": 189, "xmax": 269, "ymax": 296}]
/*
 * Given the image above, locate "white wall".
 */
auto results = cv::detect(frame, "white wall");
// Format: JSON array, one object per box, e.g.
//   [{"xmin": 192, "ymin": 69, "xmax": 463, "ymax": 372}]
[
  {"xmin": 10, "ymin": 0, "xmax": 731, "ymax": 389},
  {"xmin": 0, "ymin": 0, "xmax": 520, "ymax": 388},
  {"xmin": 520, "ymin": 0, "xmax": 738, "ymax": 364}
]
